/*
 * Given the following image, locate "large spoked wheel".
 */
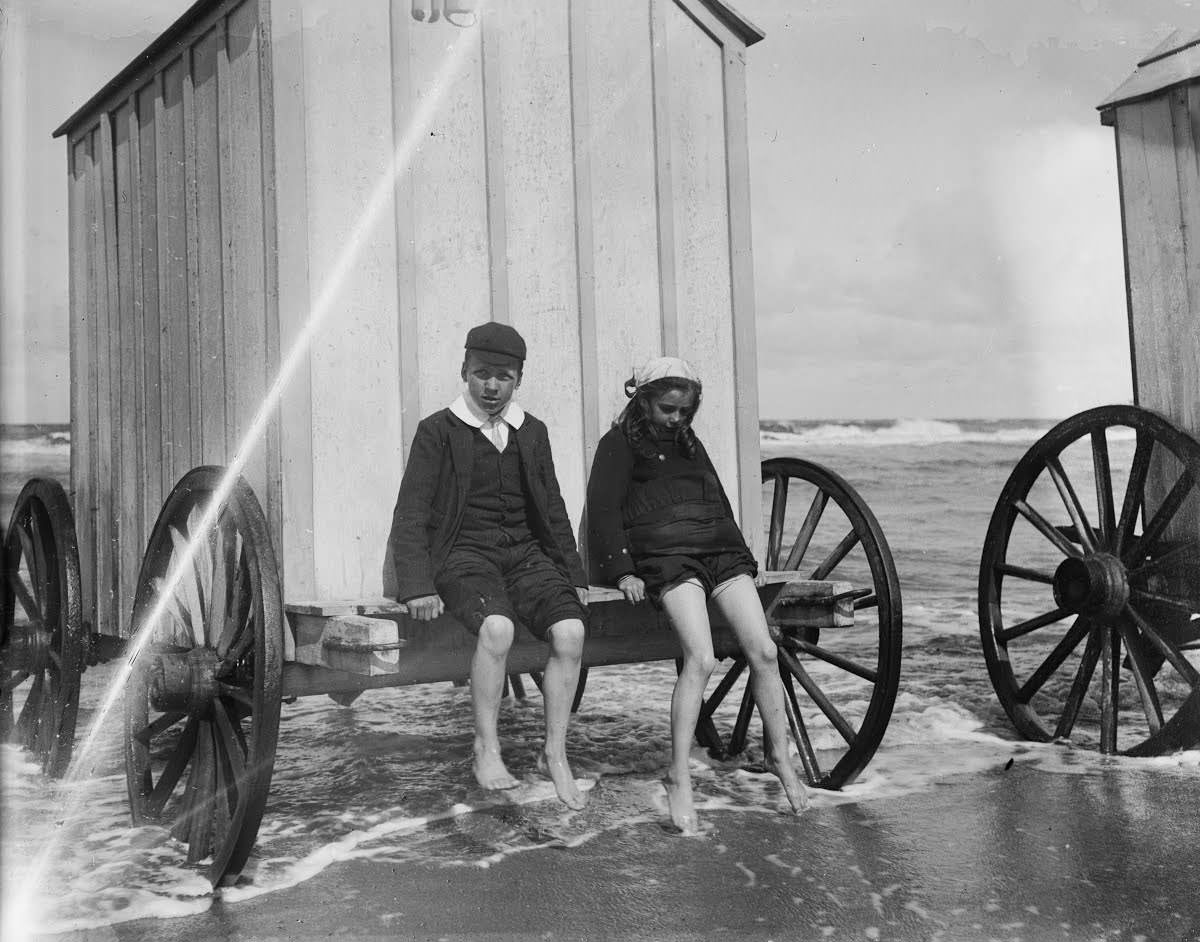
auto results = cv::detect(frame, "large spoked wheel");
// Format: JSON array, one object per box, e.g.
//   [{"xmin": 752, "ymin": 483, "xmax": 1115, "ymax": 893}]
[
  {"xmin": 979, "ymin": 405, "xmax": 1200, "ymax": 756},
  {"xmin": 1, "ymin": 479, "xmax": 84, "ymax": 777},
  {"xmin": 124, "ymin": 466, "xmax": 283, "ymax": 886},
  {"xmin": 693, "ymin": 458, "xmax": 903, "ymax": 790}
]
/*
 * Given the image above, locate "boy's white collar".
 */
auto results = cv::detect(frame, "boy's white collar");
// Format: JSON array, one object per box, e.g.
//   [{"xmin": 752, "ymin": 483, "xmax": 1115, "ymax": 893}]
[{"xmin": 449, "ymin": 394, "xmax": 525, "ymax": 429}]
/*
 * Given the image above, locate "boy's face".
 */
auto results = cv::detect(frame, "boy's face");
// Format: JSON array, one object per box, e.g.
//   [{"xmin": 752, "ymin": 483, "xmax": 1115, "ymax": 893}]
[{"xmin": 462, "ymin": 351, "xmax": 522, "ymax": 416}]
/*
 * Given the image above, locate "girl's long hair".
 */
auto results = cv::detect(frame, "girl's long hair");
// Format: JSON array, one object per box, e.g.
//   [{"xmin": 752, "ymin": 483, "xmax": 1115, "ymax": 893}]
[{"xmin": 615, "ymin": 377, "xmax": 703, "ymax": 460}]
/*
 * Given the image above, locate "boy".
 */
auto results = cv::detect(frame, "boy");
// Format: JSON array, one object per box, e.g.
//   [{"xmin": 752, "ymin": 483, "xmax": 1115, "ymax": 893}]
[{"xmin": 387, "ymin": 322, "xmax": 589, "ymax": 809}]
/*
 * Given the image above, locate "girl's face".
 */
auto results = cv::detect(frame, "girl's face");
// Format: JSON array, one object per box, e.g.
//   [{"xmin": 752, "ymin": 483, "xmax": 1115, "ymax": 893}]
[{"xmin": 647, "ymin": 387, "xmax": 697, "ymax": 430}]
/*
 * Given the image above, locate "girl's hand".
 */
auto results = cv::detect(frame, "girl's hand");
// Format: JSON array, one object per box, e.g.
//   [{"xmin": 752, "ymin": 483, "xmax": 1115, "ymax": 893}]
[
  {"xmin": 754, "ymin": 571, "xmax": 766, "ymax": 588},
  {"xmin": 618, "ymin": 574, "xmax": 646, "ymax": 604}
]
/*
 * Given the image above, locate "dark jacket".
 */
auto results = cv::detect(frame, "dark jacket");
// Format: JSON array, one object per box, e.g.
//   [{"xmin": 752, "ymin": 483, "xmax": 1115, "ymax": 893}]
[
  {"xmin": 585, "ymin": 425, "xmax": 745, "ymax": 585},
  {"xmin": 386, "ymin": 408, "xmax": 587, "ymax": 602}
]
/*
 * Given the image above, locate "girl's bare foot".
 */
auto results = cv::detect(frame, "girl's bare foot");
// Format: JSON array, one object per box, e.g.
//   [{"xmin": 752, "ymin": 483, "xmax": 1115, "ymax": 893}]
[
  {"xmin": 662, "ymin": 773, "xmax": 700, "ymax": 834},
  {"xmin": 538, "ymin": 751, "xmax": 587, "ymax": 810},
  {"xmin": 473, "ymin": 742, "xmax": 519, "ymax": 791},
  {"xmin": 770, "ymin": 751, "xmax": 809, "ymax": 815}
]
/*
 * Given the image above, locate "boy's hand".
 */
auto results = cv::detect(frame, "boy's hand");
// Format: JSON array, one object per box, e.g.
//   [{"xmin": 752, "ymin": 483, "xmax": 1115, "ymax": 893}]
[
  {"xmin": 617, "ymin": 574, "xmax": 646, "ymax": 604},
  {"xmin": 754, "ymin": 571, "xmax": 766, "ymax": 588},
  {"xmin": 406, "ymin": 594, "xmax": 445, "ymax": 621},
  {"xmin": 577, "ymin": 587, "xmax": 590, "ymax": 607}
]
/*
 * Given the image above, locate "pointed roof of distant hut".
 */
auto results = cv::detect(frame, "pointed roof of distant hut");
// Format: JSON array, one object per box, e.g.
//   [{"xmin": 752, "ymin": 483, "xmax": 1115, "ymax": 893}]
[{"xmin": 1098, "ymin": 28, "xmax": 1200, "ymax": 123}]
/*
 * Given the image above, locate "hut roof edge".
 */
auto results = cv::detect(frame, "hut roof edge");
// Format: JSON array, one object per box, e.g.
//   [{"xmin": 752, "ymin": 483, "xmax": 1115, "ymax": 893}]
[{"xmin": 1097, "ymin": 28, "xmax": 1200, "ymax": 115}]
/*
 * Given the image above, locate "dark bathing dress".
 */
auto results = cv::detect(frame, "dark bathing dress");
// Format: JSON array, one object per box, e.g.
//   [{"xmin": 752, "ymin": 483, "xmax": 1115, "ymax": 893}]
[{"xmin": 586, "ymin": 425, "xmax": 758, "ymax": 603}]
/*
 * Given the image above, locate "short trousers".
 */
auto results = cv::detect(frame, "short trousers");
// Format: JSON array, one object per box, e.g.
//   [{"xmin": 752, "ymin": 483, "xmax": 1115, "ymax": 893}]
[
  {"xmin": 436, "ymin": 541, "xmax": 587, "ymax": 641},
  {"xmin": 635, "ymin": 549, "xmax": 758, "ymax": 606}
]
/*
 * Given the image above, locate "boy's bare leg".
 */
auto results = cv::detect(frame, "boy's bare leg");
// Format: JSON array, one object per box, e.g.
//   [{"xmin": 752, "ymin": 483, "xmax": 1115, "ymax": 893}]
[
  {"xmin": 538, "ymin": 618, "xmax": 587, "ymax": 810},
  {"xmin": 660, "ymin": 581, "xmax": 716, "ymax": 834},
  {"xmin": 714, "ymin": 576, "xmax": 809, "ymax": 815},
  {"xmin": 471, "ymin": 615, "xmax": 519, "ymax": 790}
]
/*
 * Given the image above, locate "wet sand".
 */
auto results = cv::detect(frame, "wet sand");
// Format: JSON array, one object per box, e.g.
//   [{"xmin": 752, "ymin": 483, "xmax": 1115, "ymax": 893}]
[{"xmin": 50, "ymin": 760, "xmax": 1200, "ymax": 942}]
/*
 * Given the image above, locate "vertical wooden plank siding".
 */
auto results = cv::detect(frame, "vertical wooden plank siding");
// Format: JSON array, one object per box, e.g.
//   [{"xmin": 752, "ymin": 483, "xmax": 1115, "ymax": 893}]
[
  {"xmin": 94, "ymin": 118, "xmax": 118, "ymax": 636},
  {"xmin": 568, "ymin": 0, "xmax": 601, "ymax": 491},
  {"xmin": 191, "ymin": 28, "xmax": 229, "ymax": 464},
  {"xmin": 498, "ymin": 0, "xmax": 586, "ymax": 522},
  {"xmin": 390, "ymin": 1, "xmax": 421, "ymax": 461},
  {"xmin": 408, "ymin": 13, "xmax": 490, "ymax": 419},
  {"xmin": 650, "ymin": 0, "xmax": 678, "ymax": 356},
  {"xmin": 226, "ymin": 0, "xmax": 271, "ymax": 506},
  {"xmin": 183, "ymin": 48, "xmax": 205, "ymax": 470},
  {"xmin": 136, "ymin": 83, "xmax": 164, "ymax": 534},
  {"xmin": 160, "ymin": 59, "xmax": 193, "ymax": 486},
  {"xmin": 480, "ymin": 3, "xmax": 510, "ymax": 329},
  {"xmin": 85, "ymin": 128, "xmax": 103, "ymax": 632},
  {"xmin": 1169, "ymin": 85, "xmax": 1200, "ymax": 439},
  {"xmin": 719, "ymin": 37, "xmax": 761, "ymax": 556},
  {"xmin": 584, "ymin": 0, "xmax": 663, "ymax": 430},
  {"xmin": 267, "ymin": 0, "xmax": 316, "ymax": 598},
  {"xmin": 663, "ymin": 1, "xmax": 739, "ymax": 518},
  {"xmin": 127, "ymin": 99, "xmax": 151, "ymax": 560},
  {"xmin": 257, "ymin": 0, "xmax": 284, "ymax": 578},
  {"xmin": 299, "ymin": 0, "xmax": 402, "ymax": 598},
  {"xmin": 113, "ymin": 100, "xmax": 140, "ymax": 632},
  {"xmin": 68, "ymin": 136, "xmax": 96, "ymax": 627}
]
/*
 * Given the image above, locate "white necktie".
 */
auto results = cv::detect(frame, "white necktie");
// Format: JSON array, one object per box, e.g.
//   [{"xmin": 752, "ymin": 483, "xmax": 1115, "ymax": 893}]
[{"xmin": 486, "ymin": 416, "xmax": 506, "ymax": 451}]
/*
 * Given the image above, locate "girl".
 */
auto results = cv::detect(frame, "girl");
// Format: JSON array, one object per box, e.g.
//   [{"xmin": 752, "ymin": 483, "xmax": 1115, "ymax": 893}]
[{"xmin": 586, "ymin": 357, "xmax": 808, "ymax": 833}]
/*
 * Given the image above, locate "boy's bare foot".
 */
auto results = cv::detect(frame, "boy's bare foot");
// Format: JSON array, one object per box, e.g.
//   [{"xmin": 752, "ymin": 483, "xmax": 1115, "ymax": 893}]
[
  {"xmin": 662, "ymin": 773, "xmax": 700, "ymax": 834},
  {"xmin": 769, "ymin": 751, "xmax": 809, "ymax": 815},
  {"xmin": 537, "ymin": 751, "xmax": 587, "ymax": 810},
  {"xmin": 473, "ymin": 742, "xmax": 519, "ymax": 791}
]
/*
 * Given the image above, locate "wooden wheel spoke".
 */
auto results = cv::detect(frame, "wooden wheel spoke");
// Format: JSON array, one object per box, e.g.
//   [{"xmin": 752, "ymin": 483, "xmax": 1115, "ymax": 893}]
[
  {"xmin": 1047, "ymin": 456, "xmax": 1097, "ymax": 554},
  {"xmin": 16, "ymin": 673, "xmax": 45, "ymax": 742},
  {"xmin": 784, "ymin": 490, "xmax": 828, "ymax": 572},
  {"xmin": 1130, "ymin": 588, "xmax": 1198, "ymax": 613},
  {"xmin": 997, "ymin": 562, "xmax": 1056, "ymax": 586},
  {"xmin": 1125, "ymin": 605, "xmax": 1200, "ymax": 683},
  {"xmin": 699, "ymin": 659, "xmax": 745, "ymax": 721},
  {"xmin": 766, "ymin": 475, "xmax": 789, "ymax": 570},
  {"xmin": 1091, "ymin": 429, "xmax": 1116, "ymax": 546},
  {"xmin": 205, "ymin": 524, "xmax": 230, "ymax": 649},
  {"xmin": 778, "ymin": 648, "xmax": 856, "ymax": 746},
  {"xmin": 1124, "ymin": 472, "xmax": 1195, "ymax": 565},
  {"xmin": 134, "ymin": 710, "xmax": 187, "ymax": 744},
  {"xmin": 1129, "ymin": 540, "xmax": 1200, "ymax": 578},
  {"xmin": 728, "ymin": 686, "xmax": 756, "ymax": 756},
  {"xmin": 217, "ymin": 563, "xmax": 250, "ymax": 658},
  {"xmin": 786, "ymin": 637, "xmax": 877, "ymax": 683},
  {"xmin": 1115, "ymin": 432, "xmax": 1153, "ymax": 556},
  {"xmin": 1014, "ymin": 499, "xmax": 1082, "ymax": 558},
  {"xmin": 1, "ymin": 671, "xmax": 31, "ymax": 694},
  {"xmin": 809, "ymin": 529, "xmax": 859, "ymax": 581},
  {"xmin": 1117, "ymin": 621, "xmax": 1164, "ymax": 733},
  {"xmin": 1016, "ymin": 616, "xmax": 1091, "ymax": 703},
  {"xmin": 217, "ymin": 682, "xmax": 254, "ymax": 713},
  {"xmin": 996, "ymin": 607, "xmax": 1071, "ymax": 644},
  {"xmin": 183, "ymin": 724, "xmax": 217, "ymax": 862},
  {"xmin": 779, "ymin": 668, "xmax": 821, "ymax": 783},
  {"xmin": 17, "ymin": 522, "xmax": 46, "ymax": 610},
  {"xmin": 11, "ymin": 572, "xmax": 43, "ymax": 626},
  {"xmin": 1054, "ymin": 627, "xmax": 1102, "ymax": 740},
  {"xmin": 852, "ymin": 593, "xmax": 878, "ymax": 610},
  {"xmin": 148, "ymin": 715, "xmax": 200, "ymax": 816}
]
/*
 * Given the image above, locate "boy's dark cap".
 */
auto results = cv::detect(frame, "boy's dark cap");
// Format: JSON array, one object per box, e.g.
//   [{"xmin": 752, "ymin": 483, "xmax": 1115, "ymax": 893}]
[{"xmin": 465, "ymin": 322, "xmax": 526, "ymax": 362}]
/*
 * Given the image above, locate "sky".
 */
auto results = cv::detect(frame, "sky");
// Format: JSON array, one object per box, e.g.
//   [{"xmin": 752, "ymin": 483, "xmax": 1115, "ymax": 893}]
[{"xmin": 1, "ymin": 0, "xmax": 1196, "ymax": 422}]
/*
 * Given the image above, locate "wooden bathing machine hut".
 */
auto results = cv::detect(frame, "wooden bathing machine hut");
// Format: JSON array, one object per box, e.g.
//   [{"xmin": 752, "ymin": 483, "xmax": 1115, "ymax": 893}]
[
  {"xmin": 1099, "ymin": 31, "xmax": 1200, "ymax": 551},
  {"xmin": 53, "ymin": 0, "xmax": 767, "ymax": 640}
]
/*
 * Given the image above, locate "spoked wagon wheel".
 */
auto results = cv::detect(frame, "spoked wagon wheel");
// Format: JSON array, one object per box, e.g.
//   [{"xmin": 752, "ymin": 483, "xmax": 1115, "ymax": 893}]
[
  {"xmin": 692, "ymin": 458, "xmax": 902, "ymax": 790},
  {"xmin": 1, "ymin": 479, "xmax": 84, "ymax": 777},
  {"xmin": 980, "ymin": 405, "xmax": 1200, "ymax": 756},
  {"xmin": 124, "ymin": 466, "xmax": 283, "ymax": 886}
]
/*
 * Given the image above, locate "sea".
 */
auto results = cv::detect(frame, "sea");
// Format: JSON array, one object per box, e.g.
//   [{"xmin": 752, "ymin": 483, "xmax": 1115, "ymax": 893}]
[{"xmin": 2, "ymin": 419, "xmax": 1198, "ymax": 936}]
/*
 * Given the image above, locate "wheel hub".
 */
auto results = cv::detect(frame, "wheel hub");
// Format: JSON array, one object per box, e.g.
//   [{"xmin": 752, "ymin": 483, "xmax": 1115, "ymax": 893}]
[
  {"xmin": 148, "ymin": 648, "xmax": 222, "ymax": 714},
  {"xmin": 2, "ymin": 623, "xmax": 54, "ymax": 672},
  {"xmin": 1052, "ymin": 553, "xmax": 1129, "ymax": 619}
]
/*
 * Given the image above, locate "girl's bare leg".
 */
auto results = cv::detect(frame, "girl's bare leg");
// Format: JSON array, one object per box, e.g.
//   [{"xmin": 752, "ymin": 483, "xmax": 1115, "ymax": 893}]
[
  {"xmin": 713, "ymin": 575, "xmax": 809, "ymax": 814},
  {"xmin": 659, "ymin": 580, "xmax": 716, "ymax": 833}
]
